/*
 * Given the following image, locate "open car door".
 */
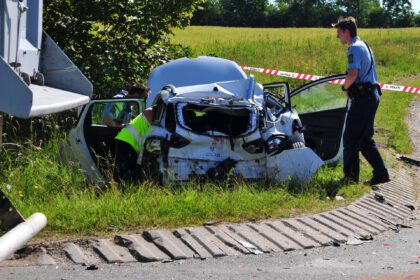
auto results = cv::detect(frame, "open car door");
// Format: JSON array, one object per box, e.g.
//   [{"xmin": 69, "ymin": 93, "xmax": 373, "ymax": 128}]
[
  {"xmin": 262, "ymin": 82, "xmax": 323, "ymax": 182},
  {"xmin": 60, "ymin": 99, "xmax": 145, "ymax": 184},
  {"xmin": 290, "ymin": 74, "xmax": 349, "ymax": 163}
]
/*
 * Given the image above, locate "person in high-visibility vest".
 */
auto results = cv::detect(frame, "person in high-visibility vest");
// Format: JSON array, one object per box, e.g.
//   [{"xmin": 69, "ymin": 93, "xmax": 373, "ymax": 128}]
[
  {"xmin": 114, "ymin": 108, "xmax": 154, "ymax": 182},
  {"xmin": 103, "ymin": 84, "xmax": 150, "ymax": 127}
]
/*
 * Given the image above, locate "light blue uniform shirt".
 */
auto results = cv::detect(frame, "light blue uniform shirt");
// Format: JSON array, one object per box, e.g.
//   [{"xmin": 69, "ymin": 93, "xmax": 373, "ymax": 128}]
[
  {"xmin": 347, "ymin": 36, "xmax": 378, "ymax": 84},
  {"xmin": 103, "ymin": 90, "xmax": 131, "ymax": 124}
]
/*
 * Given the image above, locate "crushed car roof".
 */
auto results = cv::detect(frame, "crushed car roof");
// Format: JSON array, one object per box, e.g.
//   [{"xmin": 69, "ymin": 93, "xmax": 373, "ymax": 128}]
[
  {"xmin": 165, "ymin": 79, "xmax": 265, "ymax": 108},
  {"xmin": 147, "ymin": 56, "xmax": 247, "ymax": 107}
]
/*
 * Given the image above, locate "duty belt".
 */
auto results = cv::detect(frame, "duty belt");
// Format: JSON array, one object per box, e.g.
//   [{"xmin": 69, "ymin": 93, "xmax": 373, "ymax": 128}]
[{"xmin": 348, "ymin": 83, "xmax": 379, "ymax": 98}]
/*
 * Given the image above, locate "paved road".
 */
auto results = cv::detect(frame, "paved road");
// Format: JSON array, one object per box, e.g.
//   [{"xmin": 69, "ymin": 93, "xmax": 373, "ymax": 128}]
[{"xmin": 1, "ymin": 210, "xmax": 419, "ymax": 280}]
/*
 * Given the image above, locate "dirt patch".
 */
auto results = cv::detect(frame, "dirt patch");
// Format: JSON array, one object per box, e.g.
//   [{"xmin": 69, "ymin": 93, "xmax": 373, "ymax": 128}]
[
  {"xmin": 389, "ymin": 74, "xmax": 420, "ymax": 87},
  {"xmin": 405, "ymin": 96, "xmax": 420, "ymax": 160}
]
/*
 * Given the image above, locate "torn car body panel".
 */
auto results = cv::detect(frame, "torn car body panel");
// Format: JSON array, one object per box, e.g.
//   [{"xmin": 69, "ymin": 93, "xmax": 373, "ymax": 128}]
[
  {"xmin": 64, "ymin": 57, "xmax": 349, "ymax": 185},
  {"xmin": 140, "ymin": 57, "xmax": 349, "ymax": 183},
  {"xmin": 267, "ymin": 148, "xmax": 324, "ymax": 182}
]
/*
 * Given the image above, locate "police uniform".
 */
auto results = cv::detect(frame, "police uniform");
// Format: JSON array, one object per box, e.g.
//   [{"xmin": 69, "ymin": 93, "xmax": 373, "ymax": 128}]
[
  {"xmin": 114, "ymin": 114, "xmax": 151, "ymax": 182},
  {"xmin": 343, "ymin": 36, "xmax": 389, "ymax": 183},
  {"xmin": 102, "ymin": 90, "xmax": 132, "ymax": 125}
]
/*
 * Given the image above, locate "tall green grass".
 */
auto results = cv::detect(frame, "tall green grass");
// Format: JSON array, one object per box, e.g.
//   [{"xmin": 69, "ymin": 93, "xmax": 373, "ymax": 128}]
[
  {"xmin": 173, "ymin": 27, "xmax": 420, "ymax": 82},
  {"xmin": 1, "ymin": 139, "xmax": 369, "ymax": 238}
]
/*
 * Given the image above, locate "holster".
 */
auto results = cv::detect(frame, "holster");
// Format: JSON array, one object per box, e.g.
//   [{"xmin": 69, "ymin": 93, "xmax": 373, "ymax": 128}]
[{"xmin": 348, "ymin": 83, "xmax": 378, "ymax": 98}]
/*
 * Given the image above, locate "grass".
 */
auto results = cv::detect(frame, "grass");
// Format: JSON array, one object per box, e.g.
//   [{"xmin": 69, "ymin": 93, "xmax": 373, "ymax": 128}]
[
  {"xmin": 172, "ymin": 27, "xmax": 420, "ymax": 81},
  {"xmin": 1, "ymin": 139, "xmax": 370, "ymax": 238},
  {"xmin": 0, "ymin": 132, "xmax": 371, "ymax": 239},
  {"xmin": 1, "ymin": 27, "xmax": 419, "ymax": 238}
]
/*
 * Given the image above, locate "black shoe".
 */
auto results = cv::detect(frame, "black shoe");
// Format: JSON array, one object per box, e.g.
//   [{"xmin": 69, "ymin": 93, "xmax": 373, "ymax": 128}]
[
  {"xmin": 339, "ymin": 177, "xmax": 358, "ymax": 185},
  {"xmin": 366, "ymin": 176, "xmax": 391, "ymax": 186},
  {"xmin": 327, "ymin": 177, "xmax": 357, "ymax": 198}
]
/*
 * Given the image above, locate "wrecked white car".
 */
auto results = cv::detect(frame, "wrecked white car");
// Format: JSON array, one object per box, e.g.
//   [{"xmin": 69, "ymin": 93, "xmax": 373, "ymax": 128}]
[{"xmin": 61, "ymin": 56, "xmax": 348, "ymax": 184}]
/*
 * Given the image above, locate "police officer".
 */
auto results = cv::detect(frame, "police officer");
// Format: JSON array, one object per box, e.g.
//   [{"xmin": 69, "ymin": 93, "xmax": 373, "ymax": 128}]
[
  {"xmin": 114, "ymin": 108, "xmax": 154, "ymax": 183},
  {"xmin": 103, "ymin": 84, "xmax": 150, "ymax": 127},
  {"xmin": 333, "ymin": 16, "xmax": 390, "ymax": 186}
]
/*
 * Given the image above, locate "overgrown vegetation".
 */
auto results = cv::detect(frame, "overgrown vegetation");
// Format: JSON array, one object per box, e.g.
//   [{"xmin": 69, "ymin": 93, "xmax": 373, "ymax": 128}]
[{"xmin": 43, "ymin": 0, "xmax": 204, "ymax": 97}]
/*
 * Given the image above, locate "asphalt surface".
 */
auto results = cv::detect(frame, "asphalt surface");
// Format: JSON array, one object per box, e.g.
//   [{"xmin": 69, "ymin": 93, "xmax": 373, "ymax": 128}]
[{"xmin": 1, "ymin": 218, "xmax": 419, "ymax": 280}]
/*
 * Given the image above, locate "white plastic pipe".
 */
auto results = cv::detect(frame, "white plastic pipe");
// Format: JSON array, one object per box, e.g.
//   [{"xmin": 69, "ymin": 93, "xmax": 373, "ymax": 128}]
[{"xmin": 0, "ymin": 213, "xmax": 47, "ymax": 262}]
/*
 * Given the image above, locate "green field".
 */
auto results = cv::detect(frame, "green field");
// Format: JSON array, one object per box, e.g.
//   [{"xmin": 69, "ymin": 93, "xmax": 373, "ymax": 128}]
[
  {"xmin": 173, "ymin": 26, "xmax": 420, "ymax": 152},
  {"xmin": 1, "ymin": 27, "xmax": 419, "ymax": 238},
  {"xmin": 173, "ymin": 27, "xmax": 420, "ymax": 83}
]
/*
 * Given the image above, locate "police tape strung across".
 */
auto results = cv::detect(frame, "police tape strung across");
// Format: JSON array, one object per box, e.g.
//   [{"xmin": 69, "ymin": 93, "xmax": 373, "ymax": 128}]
[{"xmin": 241, "ymin": 66, "xmax": 420, "ymax": 94}]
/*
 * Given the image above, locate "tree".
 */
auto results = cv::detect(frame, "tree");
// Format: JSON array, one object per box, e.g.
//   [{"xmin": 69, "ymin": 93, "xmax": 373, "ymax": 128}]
[
  {"xmin": 415, "ymin": 13, "xmax": 420, "ymax": 27},
  {"xmin": 336, "ymin": 0, "xmax": 381, "ymax": 27},
  {"xmin": 272, "ymin": 0, "xmax": 340, "ymax": 27},
  {"xmin": 191, "ymin": 0, "xmax": 223, "ymax": 25},
  {"xmin": 43, "ymin": 0, "xmax": 204, "ymax": 97},
  {"xmin": 367, "ymin": 7, "xmax": 389, "ymax": 27},
  {"xmin": 265, "ymin": 3, "xmax": 288, "ymax": 27},
  {"xmin": 285, "ymin": 0, "xmax": 325, "ymax": 27},
  {"xmin": 220, "ymin": 0, "xmax": 269, "ymax": 27},
  {"xmin": 383, "ymin": 0, "xmax": 415, "ymax": 27},
  {"xmin": 318, "ymin": 1, "xmax": 342, "ymax": 27}
]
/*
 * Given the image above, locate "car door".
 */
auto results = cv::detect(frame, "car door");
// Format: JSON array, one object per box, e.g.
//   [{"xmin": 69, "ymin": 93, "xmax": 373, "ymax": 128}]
[
  {"xmin": 60, "ymin": 99, "xmax": 145, "ymax": 184},
  {"xmin": 290, "ymin": 74, "xmax": 348, "ymax": 163},
  {"xmin": 262, "ymin": 82, "xmax": 323, "ymax": 182},
  {"xmin": 263, "ymin": 82, "xmax": 291, "ymax": 110}
]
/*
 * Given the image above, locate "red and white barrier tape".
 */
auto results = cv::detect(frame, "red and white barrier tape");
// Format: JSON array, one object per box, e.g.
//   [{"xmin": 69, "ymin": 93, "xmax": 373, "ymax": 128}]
[{"xmin": 241, "ymin": 66, "xmax": 420, "ymax": 94}]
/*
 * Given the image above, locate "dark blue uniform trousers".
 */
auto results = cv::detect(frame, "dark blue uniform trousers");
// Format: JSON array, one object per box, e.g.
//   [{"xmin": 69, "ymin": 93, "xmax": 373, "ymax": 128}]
[
  {"xmin": 343, "ymin": 89, "xmax": 389, "ymax": 182},
  {"xmin": 114, "ymin": 139, "xmax": 138, "ymax": 183}
]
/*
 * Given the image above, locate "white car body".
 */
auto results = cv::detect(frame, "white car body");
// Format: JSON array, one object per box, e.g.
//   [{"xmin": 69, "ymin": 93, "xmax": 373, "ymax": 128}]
[{"xmin": 62, "ymin": 56, "xmax": 349, "ymax": 184}]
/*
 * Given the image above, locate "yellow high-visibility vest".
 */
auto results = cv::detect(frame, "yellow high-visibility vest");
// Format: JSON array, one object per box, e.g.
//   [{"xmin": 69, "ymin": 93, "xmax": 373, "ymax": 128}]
[
  {"xmin": 115, "ymin": 115, "xmax": 150, "ymax": 153},
  {"xmin": 114, "ymin": 102, "xmax": 124, "ymax": 117}
]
